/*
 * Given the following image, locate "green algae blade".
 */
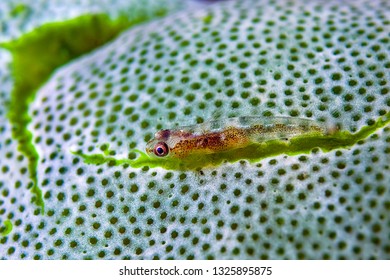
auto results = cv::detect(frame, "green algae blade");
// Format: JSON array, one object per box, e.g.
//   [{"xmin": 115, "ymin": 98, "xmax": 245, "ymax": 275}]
[
  {"xmin": 0, "ymin": 12, "xmax": 170, "ymax": 214},
  {"xmin": 0, "ymin": 220, "xmax": 13, "ymax": 237},
  {"xmin": 74, "ymin": 112, "xmax": 390, "ymax": 170}
]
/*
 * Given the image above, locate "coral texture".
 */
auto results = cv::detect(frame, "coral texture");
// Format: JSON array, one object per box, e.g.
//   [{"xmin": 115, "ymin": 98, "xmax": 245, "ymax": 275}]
[{"xmin": 0, "ymin": 0, "xmax": 389, "ymax": 259}]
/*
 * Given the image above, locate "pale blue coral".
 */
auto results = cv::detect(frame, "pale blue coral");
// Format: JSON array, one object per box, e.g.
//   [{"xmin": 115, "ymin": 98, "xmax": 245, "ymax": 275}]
[{"xmin": 0, "ymin": 0, "xmax": 389, "ymax": 259}]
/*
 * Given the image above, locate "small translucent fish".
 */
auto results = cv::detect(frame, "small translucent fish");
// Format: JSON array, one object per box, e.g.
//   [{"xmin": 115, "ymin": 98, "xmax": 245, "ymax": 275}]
[{"xmin": 146, "ymin": 116, "xmax": 333, "ymax": 158}]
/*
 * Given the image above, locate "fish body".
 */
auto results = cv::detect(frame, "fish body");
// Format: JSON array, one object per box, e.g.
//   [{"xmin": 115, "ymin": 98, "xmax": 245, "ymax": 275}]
[{"xmin": 146, "ymin": 116, "xmax": 330, "ymax": 158}]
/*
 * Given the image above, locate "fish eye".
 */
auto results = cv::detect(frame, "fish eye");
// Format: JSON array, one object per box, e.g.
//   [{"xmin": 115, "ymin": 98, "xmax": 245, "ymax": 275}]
[{"xmin": 153, "ymin": 142, "xmax": 169, "ymax": 157}]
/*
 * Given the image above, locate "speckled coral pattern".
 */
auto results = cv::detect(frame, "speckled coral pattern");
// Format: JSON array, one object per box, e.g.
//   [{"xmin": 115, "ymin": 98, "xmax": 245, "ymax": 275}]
[{"xmin": 0, "ymin": 0, "xmax": 389, "ymax": 259}]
